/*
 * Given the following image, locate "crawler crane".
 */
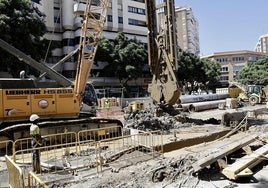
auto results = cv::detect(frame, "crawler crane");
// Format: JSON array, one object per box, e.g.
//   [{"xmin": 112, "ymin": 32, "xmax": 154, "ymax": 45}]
[{"xmin": 0, "ymin": 0, "xmax": 122, "ymax": 145}]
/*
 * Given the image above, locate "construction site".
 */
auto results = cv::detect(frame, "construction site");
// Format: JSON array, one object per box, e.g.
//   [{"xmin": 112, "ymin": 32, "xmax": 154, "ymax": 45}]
[
  {"xmin": 0, "ymin": 0, "xmax": 268, "ymax": 187},
  {"xmin": 0, "ymin": 98, "xmax": 268, "ymax": 187}
]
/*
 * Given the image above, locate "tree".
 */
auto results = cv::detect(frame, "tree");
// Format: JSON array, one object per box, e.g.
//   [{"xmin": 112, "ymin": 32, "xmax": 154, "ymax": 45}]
[
  {"xmin": 96, "ymin": 33, "xmax": 147, "ymax": 86},
  {"xmin": 95, "ymin": 36, "xmax": 114, "ymax": 63},
  {"xmin": 177, "ymin": 49, "xmax": 205, "ymax": 94},
  {"xmin": 235, "ymin": 56, "xmax": 268, "ymax": 85},
  {"xmin": 177, "ymin": 49, "xmax": 221, "ymax": 94},
  {"xmin": 201, "ymin": 58, "xmax": 221, "ymax": 92},
  {"xmin": 0, "ymin": 0, "xmax": 48, "ymax": 77}
]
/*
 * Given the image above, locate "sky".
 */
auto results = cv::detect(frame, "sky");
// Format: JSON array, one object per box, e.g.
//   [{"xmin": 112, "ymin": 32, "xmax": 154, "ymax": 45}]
[{"xmin": 175, "ymin": 0, "xmax": 268, "ymax": 55}]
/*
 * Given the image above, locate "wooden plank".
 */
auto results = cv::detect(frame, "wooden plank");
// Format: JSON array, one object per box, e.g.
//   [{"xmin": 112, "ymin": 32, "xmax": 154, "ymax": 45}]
[
  {"xmin": 222, "ymin": 144, "xmax": 268, "ymax": 180},
  {"xmin": 192, "ymin": 134, "xmax": 258, "ymax": 172}
]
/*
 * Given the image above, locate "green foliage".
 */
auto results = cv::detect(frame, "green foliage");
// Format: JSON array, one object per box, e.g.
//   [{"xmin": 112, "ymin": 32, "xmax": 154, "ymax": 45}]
[
  {"xmin": 201, "ymin": 58, "xmax": 221, "ymax": 92},
  {"xmin": 0, "ymin": 0, "xmax": 48, "ymax": 77},
  {"xmin": 96, "ymin": 33, "xmax": 147, "ymax": 85},
  {"xmin": 95, "ymin": 37, "xmax": 114, "ymax": 63},
  {"xmin": 236, "ymin": 56, "xmax": 268, "ymax": 85},
  {"xmin": 177, "ymin": 49, "xmax": 220, "ymax": 93}
]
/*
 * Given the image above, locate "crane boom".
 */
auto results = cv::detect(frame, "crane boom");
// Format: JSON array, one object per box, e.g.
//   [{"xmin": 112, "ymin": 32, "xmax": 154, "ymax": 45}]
[
  {"xmin": 145, "ymin": 0, "xmax": 181, "ymax": 106},
  {"xmin": 74, "ymin": 0, "xmax": 110, "ymax": 98},
  {"xmin": 0, "ymin": 38, "xmax": 72, "ymax": 87}
]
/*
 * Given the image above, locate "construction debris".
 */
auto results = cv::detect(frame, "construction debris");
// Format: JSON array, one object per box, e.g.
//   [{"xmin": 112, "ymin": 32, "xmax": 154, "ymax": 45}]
[{"xmin": 222, "ymin": 143, "xmax": 268, "ymax": 180}]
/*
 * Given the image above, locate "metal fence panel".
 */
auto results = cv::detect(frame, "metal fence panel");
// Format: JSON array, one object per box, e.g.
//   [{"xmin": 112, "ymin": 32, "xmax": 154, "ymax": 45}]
[{"xmin": 5, "ymin": 155, "xmax": 25, "ymax": 188}]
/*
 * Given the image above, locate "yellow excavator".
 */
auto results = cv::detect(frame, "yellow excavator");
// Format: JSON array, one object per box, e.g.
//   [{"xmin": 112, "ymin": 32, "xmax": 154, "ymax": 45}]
[
  {"xmin": 0, "ymin": 0, "xmax": 122, "ymax": 144},
  {"xmin": 229, "ymin": 82, "xmax": 268, "ymax": 105}
]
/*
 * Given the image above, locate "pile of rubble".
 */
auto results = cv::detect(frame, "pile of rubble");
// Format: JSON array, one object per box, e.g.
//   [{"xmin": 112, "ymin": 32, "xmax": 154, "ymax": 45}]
[{"xmin": 123, "ymin": 106, "xmax": 220, "ymax": 131}]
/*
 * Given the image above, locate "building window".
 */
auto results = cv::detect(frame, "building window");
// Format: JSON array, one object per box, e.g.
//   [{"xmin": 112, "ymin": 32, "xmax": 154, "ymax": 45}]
[
  {"xmin": 131, "ymin": 0, "xmax": 145, "ymax": 3},
  {"xmin": 220, "ymin": 67, "xmax": 228, "ymax": 72},
  {"xmin": 32, "ymin": 0, "xmax": 40, "ymax": 4},
  {"xmin": 216, "ymin": 57, "xmax": 228, "ymax": 62},
  {"xmin": 232, "ymin": 56, "xmax": 245, "ymax": 62},
  {"xmin": 128, "ymin": 6, "xmax": 145, "ymax": 15},
  {"xmin": 233, "ymin": 66, "xmax": 243, "ymax": 76},
  {"xmin": 107, "ymin": 15, "xmax": 113, "ymax": 22},
  {"xmin": 118, "ymin": 17, "xmax": 123, "ymax": 24},
  {"xmin": 220, "ymin": 76, "xmax": 229, "ymax": 81},
  {"xmin": 63, "ymin": 38, "xmax": 75, "ymax": 47},
  {"xmin": 91, "ymin": 0, "xmax": 100, "ymax": 6},
  {"xmin": 54, "ymin": 17, "xmax": 61, "ymax": 23},
  {"xmin": 128, "ymin": 18, "xmax": 146, "ymax": 27}
]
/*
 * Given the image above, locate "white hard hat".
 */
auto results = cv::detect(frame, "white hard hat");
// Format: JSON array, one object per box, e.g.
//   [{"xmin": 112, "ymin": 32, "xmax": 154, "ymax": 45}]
[{"xmin": 30, "ymin": 114, "xmax": 40, "ymax": 122}]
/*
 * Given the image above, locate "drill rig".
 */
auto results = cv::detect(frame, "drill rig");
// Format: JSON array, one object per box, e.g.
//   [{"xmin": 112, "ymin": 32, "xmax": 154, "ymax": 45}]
[
  {"xmin": 0, "ymin": 0, "xmax": 122, "ymax": 144},
  {"xmin": 145, "ymin": 0, "xmax": 181, "ymax": 106}
]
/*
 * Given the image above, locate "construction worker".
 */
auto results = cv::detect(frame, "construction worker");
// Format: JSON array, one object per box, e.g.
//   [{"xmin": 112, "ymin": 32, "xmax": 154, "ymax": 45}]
[
  {"xmin": 104, "ymin": 99, "xmax": 110, "ymax": 117},
  {"xmin": 104, "ymin": 99, "xmax": 110, "ymax": 108},
  {"xmin": 30, "ymin": 114, "xmax": 42, "ymax": 173}
]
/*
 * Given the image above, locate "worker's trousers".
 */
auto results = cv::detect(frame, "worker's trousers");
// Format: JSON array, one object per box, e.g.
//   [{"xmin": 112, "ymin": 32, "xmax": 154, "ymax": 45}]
[{"xmin": 31, "ymin": 139, "xmax": 41, "ymax": 173}]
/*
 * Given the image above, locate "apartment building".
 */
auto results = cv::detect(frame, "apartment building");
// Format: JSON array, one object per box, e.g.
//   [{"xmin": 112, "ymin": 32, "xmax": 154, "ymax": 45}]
[
  {"xmin": 202, "ymin": 50, "xmax": 265, "ymax": 87},
  {"xmin": 174, "ymin": 6, "xmax": 200, "ymax": 56},
  {"xmin": 255, "ymin": 34, "xmax": 268, "ymax": 55},
  {"xmin": 32, "ymin": 0, "xmax": 148, "ymax": 79}
]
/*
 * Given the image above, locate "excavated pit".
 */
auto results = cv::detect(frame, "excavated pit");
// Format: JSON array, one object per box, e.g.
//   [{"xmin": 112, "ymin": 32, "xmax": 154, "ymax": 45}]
[{"xmin": 124, "ymin": 105, "xmax": 231, "ymax": 154}]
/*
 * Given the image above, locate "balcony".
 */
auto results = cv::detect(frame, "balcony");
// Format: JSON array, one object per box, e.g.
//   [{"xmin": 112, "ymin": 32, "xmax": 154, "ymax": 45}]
[
  {"xmin": 74, "ymin": 2, "xmax": 86, "ymax": 16},
  {"xmin": 74, "ymin": 16, "xmax": 83, "ymax": 28}
]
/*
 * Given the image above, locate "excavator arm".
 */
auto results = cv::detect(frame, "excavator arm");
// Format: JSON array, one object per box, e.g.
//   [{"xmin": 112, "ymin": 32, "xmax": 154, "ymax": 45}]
[{"xmin": 145, "ymin": 0, "xmax": 181, "ymax": 106}]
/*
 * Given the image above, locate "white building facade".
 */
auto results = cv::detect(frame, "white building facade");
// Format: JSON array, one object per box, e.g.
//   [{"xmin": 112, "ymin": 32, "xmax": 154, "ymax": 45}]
[
  {"xmin": 32, "ymin": 0, "xmax": 148, "ymax": 78},
  {"xmin": 255, "ymin": 34, "xmax": 268, "ymax": 55}
]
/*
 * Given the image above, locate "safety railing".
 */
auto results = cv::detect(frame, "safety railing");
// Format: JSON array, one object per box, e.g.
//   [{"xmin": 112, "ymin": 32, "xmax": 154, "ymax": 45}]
[
  {"xmin": 28, "ymin": 171, "xmax": 48, "ymax": 188},
  {"xmin": 6, "ymin": 126, "xmax": 162, "ymax": 186},
  {"xmin": 13, "ymin": 132, "xmax": 77, "ymax": 162},
  {"xmin": 78, "ymin": 126, "xmax": 122, "ymax": 142},
  {"xmin": 5, "ymin": 155, "xmax": 25, "ymax": 188},
  {"xmin": 97, "ymin": 129, "xmax": 163, "ymax": 172}
]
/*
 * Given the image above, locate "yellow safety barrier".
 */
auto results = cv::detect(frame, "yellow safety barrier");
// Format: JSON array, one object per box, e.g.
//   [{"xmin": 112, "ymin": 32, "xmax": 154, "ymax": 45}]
[
  {"xmin": 5, "ymin": 155, "xmax": 25, "ymax": 188},
  {"xmin": 7, "ymin": 126, "xmax": 163, "ymax": 186},
  {"xmin": 28, "ymin": 171, "xmax": 48, "ymax": 188},
  {"xmin": 78, "ymin": 126, "xmax": 122, "ymax": 142},
  {"xmin": 97, "ymin": 129, "xmax": 163, "ymax": 172}
]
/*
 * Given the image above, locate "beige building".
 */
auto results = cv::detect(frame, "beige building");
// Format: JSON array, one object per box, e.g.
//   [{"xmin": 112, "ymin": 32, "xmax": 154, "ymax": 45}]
[
  {"xmin": 202, "ymin": 50, "xmax": 266, "ymax": 87},
  {"xmin": 174, "ymin": 6, "xmax": 200, "ymax": 55},
  {"xmin": 255, "ymin": 34, "xmax": 268, "ymax": 55}
]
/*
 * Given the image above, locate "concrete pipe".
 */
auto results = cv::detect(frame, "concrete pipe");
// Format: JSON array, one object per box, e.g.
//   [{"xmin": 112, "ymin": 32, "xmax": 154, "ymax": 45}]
[
  {"xmin": 188, "ymin": 100, "xmax": 226, "ymax": 112},
  {"xmin": 180, "ymin": 94, "xmax": 229, "ymax": 104}
]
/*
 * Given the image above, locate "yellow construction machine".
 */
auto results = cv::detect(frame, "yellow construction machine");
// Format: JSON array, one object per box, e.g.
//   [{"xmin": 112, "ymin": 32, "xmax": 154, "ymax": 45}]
[
  {"xmin": 0, "ymin": 0, "xmax": 122, "ymax": 144},
  {"xmin": 229, "ymin": 82, "xmax": 268, "ymax": 105},
  {"xmin": 145, "ymin": 0, "xmax": 181, "ymax": 107},
  {"xmin": 123, "ymin": 0, "xmax": 182, "ymax": 114}
]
